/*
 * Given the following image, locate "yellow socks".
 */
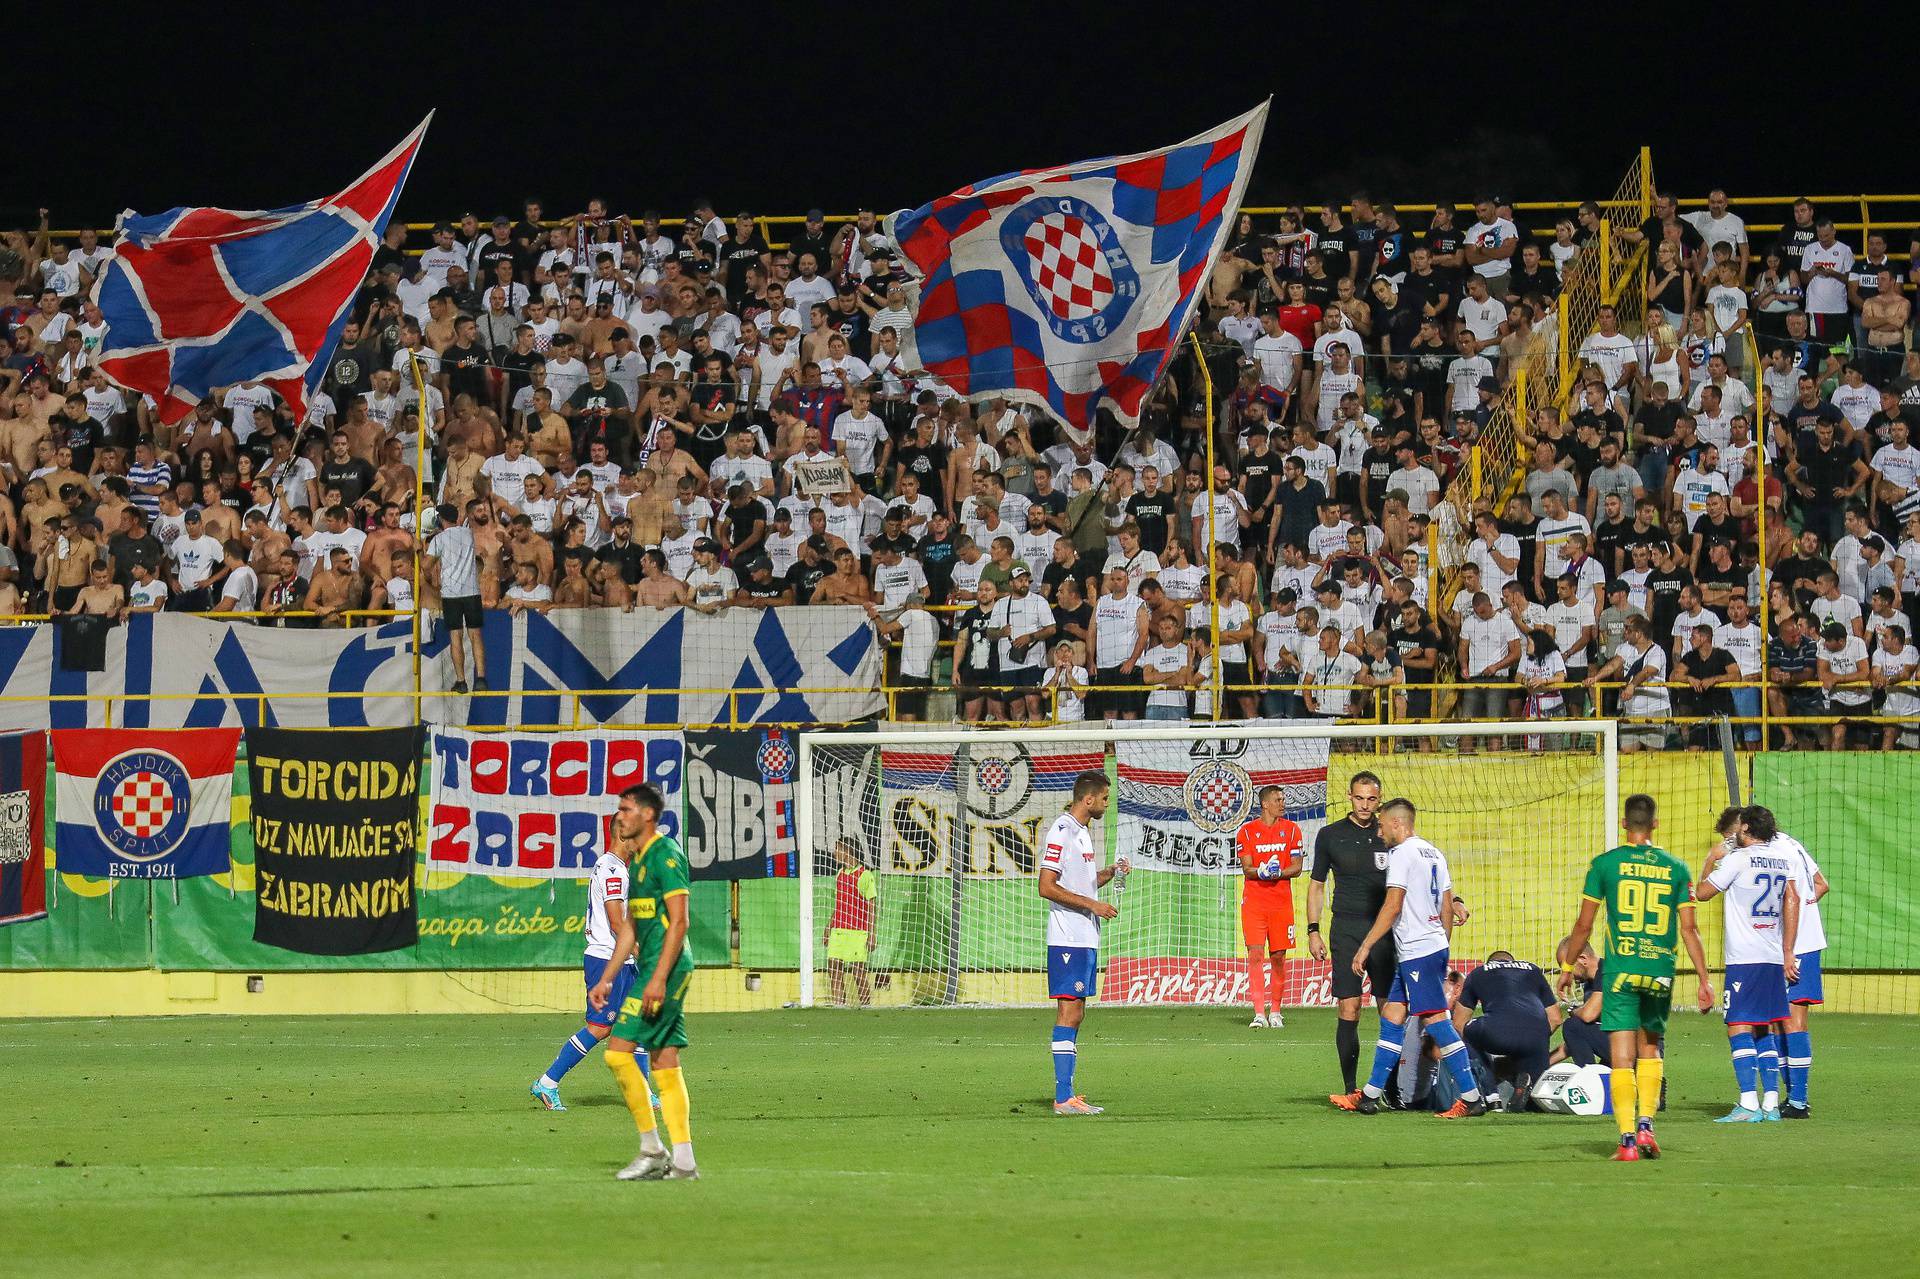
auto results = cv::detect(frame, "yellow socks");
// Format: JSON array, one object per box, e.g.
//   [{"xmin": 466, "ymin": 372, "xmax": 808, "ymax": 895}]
[
  {"xmin": 1636, "ymin": 1057, "xmax": 1663, "ymax": 1123},
  {"xmin": 655, "ymin": 1065, "xmax": 693, "ymax": 1147},
  {"xmin": 605, "ymin": 1050, "xmax": 658, "ymax": 1138},
  {"xmin": 1610, "ymin": 1066, "xmax": 1638, "ymax": 1137}
]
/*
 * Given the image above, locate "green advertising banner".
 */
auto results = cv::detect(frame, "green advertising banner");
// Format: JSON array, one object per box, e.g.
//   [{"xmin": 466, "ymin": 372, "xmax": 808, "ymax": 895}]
[
  {"xmin": 1752, "ymin": 753, "xmax": 1920, "ymax": 970},
  {"xmin": 0, "ymin": 766, "xmax": 154, "ymax": 970},
  {"xmin": 3, "ymin": 749, "xmax": 730, "ymax": 974},
  {"xmin": 9, "ymin": 744, "xmax": 1910, "ymax": 981}
]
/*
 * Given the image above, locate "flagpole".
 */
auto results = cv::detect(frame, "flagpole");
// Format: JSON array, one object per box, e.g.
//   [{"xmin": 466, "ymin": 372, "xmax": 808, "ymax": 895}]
[
  {"xmin": 409, "ymin": 350, "xmax": 429, "ymax": 722},
  {"xmin": 1192, "ymin": 331, "xmax": 1221, "ymax": 721}
]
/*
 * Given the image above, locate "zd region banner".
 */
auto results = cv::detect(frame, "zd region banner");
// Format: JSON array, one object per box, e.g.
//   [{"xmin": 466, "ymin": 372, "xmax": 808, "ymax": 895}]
[{"xmin": 250, "ymin": 725, "xmax": 425, "ymax": 955}]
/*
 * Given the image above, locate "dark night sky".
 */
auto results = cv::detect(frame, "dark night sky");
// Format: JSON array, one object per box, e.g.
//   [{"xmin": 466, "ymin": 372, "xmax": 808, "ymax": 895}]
[{"xmin": 20, "ymin": 13, "xmax": 1917, "ymax": 233}]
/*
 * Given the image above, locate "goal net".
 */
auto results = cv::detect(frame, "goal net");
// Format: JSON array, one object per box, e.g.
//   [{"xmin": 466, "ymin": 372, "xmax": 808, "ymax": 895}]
[{"xmin": 796, "ymin": 722, "xmax": 1618, "ymax": 1009}]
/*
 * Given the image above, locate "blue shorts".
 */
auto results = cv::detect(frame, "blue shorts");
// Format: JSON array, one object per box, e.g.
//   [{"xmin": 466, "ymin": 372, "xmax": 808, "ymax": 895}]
[
  {"xmin": 1386, "ymin": 948, "xmax": 1452, "ymax": 1017},
  {"xmin": 584, "ymin": 953, "xmax": 639, "ymax": 1027},
  {"xmin": 1788, "ymin": 950, "xmax": 1824, "ymax": 1005},
  {"xmin": 1048, "ymin": 945, "xmax": 1099, "ymax": 1000},
  {"xmin": 1725, "ymin": 961, "xmax": 1789, "ymax": 1026}
]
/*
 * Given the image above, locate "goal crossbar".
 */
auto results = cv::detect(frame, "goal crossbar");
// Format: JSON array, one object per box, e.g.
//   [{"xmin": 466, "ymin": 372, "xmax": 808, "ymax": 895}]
[{"xmin": 795, "ymin": 720, "xmax": 1618, "ymax": 1008}]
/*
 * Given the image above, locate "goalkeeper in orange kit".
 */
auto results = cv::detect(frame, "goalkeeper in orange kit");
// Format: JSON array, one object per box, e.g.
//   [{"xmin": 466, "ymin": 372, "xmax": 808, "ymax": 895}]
[{"xmin": 1235, "ymin": 785, "xmax": 1304, "ymax": 1029}]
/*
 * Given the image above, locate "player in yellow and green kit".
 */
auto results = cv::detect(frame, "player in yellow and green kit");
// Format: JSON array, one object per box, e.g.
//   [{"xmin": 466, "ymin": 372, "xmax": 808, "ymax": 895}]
[
  {"xmin": 1558, "ymin": 793, "xmax": 1714, "ymax": 1162},
  {"xmin": 589, "ymin": 782, "xmax": 699, "ymax": 1181}
]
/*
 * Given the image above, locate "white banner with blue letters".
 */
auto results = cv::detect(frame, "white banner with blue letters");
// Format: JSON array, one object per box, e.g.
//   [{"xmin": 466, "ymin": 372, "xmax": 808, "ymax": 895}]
[
  {"xmin": 0, "ymin": 607, "xmax": 882, "ymax": 730},
  {"xmin": 429, "ymin": 607, "xmax": 883, "ymax": 727},
  {"xmin": 0, "ymin": 616, "xmax": 419, "ymax": 730}
]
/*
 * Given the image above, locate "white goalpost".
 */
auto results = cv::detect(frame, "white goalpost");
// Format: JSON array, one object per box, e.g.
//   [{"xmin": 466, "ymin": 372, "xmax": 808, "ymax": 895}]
[{"xmin": 796, "ymin": 721, "xmax": 1618, "ymax": 1009}]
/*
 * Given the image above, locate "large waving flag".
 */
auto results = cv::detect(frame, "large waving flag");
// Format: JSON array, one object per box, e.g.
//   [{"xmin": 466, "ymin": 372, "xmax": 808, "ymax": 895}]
[
  {"xmin": 94, "ymin": 115, "xmax": 431, "ymax": 425},
  {"xmin": 886, "ymin": 102, "xmax": 1267, "ymax": 428}
]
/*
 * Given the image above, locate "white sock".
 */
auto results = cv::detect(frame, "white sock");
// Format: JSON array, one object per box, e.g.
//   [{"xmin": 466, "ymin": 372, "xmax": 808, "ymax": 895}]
[
  {"xmin": 538, "ymin": 1074, "xmax": 558, "ymax": 1089},
  {"xmin": 1362, "ymin": 1084, "xmax": 1382, "ymax": 1099},
  {"xmin": 673, "ymin": 1141, "xmax": 696, "ymax": 1168},
  {"xmin": 1762, "ymin": 1090, "xmax": 1779, "ymax": 1110},
  {"xmin": 640, "ymin": 1129, "xmax": 666, "ymax": 1156},
  {"xmin": 1739, "ymin": 1090, "xmax": 1758, "ymax": 1110}
]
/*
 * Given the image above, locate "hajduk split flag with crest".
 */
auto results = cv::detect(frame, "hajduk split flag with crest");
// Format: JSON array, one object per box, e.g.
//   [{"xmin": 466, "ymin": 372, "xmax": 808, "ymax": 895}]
[
  {"xmin": 93, "ymin": 116, "xmax": 431, "ymax": 424},
  {"xmin": 885, "ymin": 102, "xmax": 1267, "ymax": 428}
]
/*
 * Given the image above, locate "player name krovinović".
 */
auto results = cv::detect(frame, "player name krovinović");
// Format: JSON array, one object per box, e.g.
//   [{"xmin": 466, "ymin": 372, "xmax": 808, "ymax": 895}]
[
  {"xmin": 252, "ymin": 815, "xmax": 418, "ymax": 858},
  {"xmin": 251, "ymin": 756, "xmax": 419, "ymax": 803}
]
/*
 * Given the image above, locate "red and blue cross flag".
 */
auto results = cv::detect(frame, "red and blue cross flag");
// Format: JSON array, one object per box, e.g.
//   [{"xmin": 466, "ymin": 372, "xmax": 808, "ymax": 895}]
[
  {"xmin": 885, "ymin": 102, "xmax": 1267, "ymax": 428},
  {"xmin": 93, "ymin": 115, "xmax": 432, "ymax": 425}
]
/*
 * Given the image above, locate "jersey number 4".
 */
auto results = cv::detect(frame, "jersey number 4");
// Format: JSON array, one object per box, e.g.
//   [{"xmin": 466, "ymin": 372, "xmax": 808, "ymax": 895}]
[{"xmin": 1614, "ymin": 880, "xmax": 1673, "ymax": 935}]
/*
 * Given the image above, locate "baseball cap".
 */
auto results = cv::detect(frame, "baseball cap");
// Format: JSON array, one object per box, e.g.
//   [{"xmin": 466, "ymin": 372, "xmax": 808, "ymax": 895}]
[
  {"xmin": 1476, "ymin": 376, "xmax": 1499, "ymax": 393},
  {"xmin": 492, "ymin": 214, "xmax": 512, "ymax": 226},
  {"xmin": 184, "ymin": 507, "xmax": 204, "ymax": 521},
  {"xmin": 805, "ymin": 207, "xmax": 825, "ymax": 221},
  {"xmin": 804, "ymin": 533, "xmax": 830, "ymax": 553},
  {"xmin": 774, "ymin": 507, "xmax": 793, "ymax": 521},
  {"xmin": 693, "ymin": 536, "xmax": 719, "ymax": 553}
]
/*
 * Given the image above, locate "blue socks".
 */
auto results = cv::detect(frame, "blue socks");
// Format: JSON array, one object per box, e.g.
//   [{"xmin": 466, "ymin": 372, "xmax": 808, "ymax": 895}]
[
  {"xmin": 1755, "ymin": 1032, "xmax": 1780, "ymax": 1105},
  {"xmin": 543, "ymin": 1030, "xmax": 597, "ymax": 1086},
  {"xmin": 1363, "ymin": 1019, "xmax": 1406, "ymax": 1097},
  {"xmin": 1785, "ymin": 1030, "xmax": 1812, "ymax": 1106},
  {"xmin": 1052, "ymin": 1027, "xmax": 1078, "ymax": 1103},
  {"xmin": 1729, "ymin": 1030, "xmax": 1758, "ymax": 1107},
  {"xmin": 542, "ymin": 1030, "xmax": 648, "ymax": 1089},
  {"xmin": 1423, "ymin": 1018, "xmax": 1482, "ymax": 1102}
]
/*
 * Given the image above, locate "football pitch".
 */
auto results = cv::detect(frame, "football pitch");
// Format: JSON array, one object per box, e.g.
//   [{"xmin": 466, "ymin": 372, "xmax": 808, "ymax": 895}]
[{"xmin": 6, "ymin": 1009, "xmax": 1916, "ymax": 1277}]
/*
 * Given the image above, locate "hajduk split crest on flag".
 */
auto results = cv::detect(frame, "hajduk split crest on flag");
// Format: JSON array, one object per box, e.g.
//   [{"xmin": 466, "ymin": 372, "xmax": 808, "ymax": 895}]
[{"xmin": 884, "ymin": 102, "xmax": 1267, "ymax": 428}]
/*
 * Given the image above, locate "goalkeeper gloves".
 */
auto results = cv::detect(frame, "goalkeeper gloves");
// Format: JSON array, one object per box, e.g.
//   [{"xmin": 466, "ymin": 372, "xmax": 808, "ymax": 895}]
[{"xmin": 1257, "ymin": 855, "xmax": 1284, "ymax": 881}]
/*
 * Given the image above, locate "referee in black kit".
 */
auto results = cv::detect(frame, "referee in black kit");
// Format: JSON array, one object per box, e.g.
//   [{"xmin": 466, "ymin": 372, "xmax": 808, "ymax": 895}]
[{"xmin": 1307, "ymin": 770, "xmax": 1395, "ymax": 1106}]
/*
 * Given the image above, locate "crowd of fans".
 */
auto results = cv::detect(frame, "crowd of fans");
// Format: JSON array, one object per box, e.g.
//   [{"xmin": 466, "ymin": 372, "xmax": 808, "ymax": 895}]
[{"xmin": 0, "ymin": 189, "xmax": 1915, "ymax": 747}]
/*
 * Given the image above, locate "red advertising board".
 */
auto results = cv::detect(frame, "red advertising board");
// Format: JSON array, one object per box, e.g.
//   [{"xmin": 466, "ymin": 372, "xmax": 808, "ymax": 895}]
[{"xmin": 1104, "ymin": 957, "xmax": 1482, "ymax": 1006}]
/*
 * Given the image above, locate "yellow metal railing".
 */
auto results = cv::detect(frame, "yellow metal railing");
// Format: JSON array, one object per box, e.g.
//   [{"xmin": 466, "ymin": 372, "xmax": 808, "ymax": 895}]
[{"xmin": 47, "ymin": 189, "xmax": 1920, "ymax": 261}]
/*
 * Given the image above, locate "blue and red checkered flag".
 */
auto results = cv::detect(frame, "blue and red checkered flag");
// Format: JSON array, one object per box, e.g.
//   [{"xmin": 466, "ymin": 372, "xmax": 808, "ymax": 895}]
[
  {"xmin": 886, "ymin": 102, "xmax": 1267, "ymax": 428},
  {"xmin": 93, "ymin": 115, "xmax": 431, "ymax": 425}
]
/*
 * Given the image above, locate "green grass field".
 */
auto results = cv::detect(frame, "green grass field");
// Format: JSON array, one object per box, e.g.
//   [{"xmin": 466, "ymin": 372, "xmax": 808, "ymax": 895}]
[{"xmin": 5, "ymin": 1009, "xmax": 1916, "ymax": 1277}]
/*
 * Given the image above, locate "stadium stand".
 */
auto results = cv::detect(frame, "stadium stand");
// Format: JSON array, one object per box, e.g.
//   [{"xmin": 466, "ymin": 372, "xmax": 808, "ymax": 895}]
[{"xmin": 2, "ymin": 175, "xmax": 1918, "ymax": 751}]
